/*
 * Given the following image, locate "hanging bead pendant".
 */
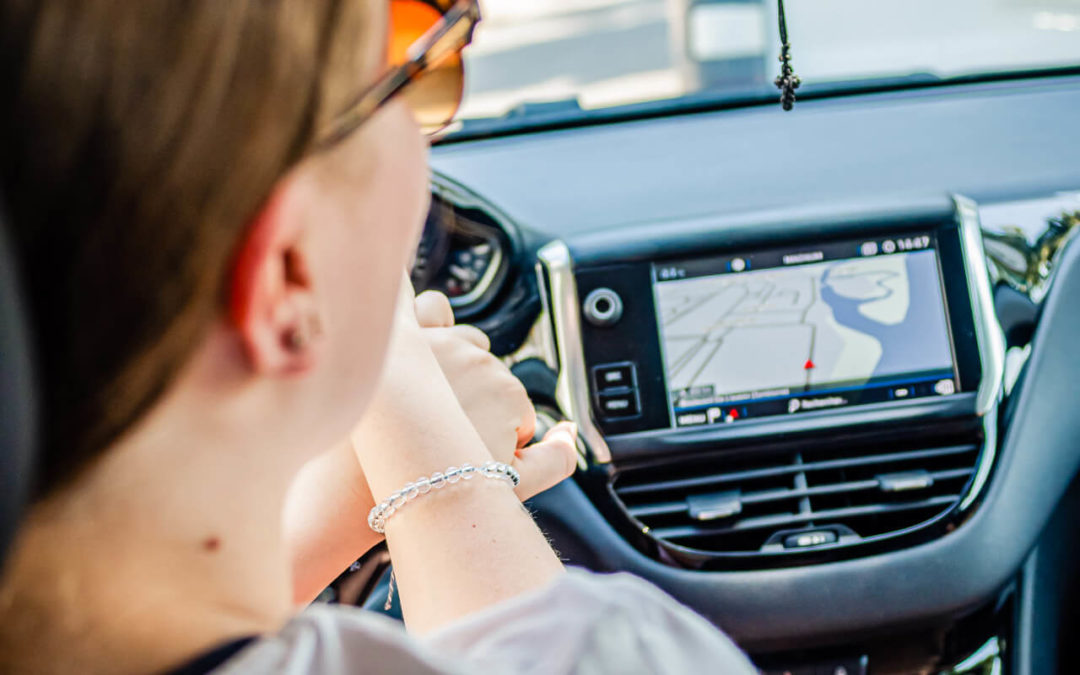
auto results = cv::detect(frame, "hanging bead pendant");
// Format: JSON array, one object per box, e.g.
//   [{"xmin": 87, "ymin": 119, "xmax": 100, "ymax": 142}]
[{"xmin": 775, "ymin": 0, "xmax": 800, "ymax": 111}]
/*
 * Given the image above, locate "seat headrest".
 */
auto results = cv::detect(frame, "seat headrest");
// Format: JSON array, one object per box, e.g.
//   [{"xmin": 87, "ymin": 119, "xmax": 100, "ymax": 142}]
[{"xmin": 0, "ymin": 214, "xmax": 37, "ymax": 563}]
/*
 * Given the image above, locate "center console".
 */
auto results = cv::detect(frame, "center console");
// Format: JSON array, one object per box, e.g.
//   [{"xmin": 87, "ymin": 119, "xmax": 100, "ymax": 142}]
[
  {"xmin": 588, "ymin": 229, "xmax": 972, "ymax": 434},
  {"xmin": 538, "ymin": 196, "xmax": 1004, "ymax": 570}
]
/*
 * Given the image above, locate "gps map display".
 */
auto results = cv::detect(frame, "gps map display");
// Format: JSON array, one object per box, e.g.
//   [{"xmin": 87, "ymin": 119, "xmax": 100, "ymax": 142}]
[{"xmin": 653, "ymin": 235, "xmax": 959, "ymax": 428}]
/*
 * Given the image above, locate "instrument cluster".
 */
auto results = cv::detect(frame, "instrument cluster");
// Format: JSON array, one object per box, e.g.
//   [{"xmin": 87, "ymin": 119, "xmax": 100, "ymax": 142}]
[{"xmin": 411, "ymin": 190, "xmax": 509, "ymax": 319}]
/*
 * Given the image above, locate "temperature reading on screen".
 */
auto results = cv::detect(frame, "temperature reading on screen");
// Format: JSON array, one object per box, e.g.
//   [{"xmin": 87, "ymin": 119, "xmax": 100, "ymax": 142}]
[
  {"xmin": 656, "ymin": 266, "xmax": 687, "ymax": 281},
  {"xmin": 895, "ymin": 235, "xmax": 931, "ymax": 252}
]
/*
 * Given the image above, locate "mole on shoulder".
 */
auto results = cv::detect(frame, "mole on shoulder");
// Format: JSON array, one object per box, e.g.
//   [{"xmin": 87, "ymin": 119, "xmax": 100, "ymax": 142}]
[{"xmin": 202, "ymin": 536, "xmax": 221, "ymax": 552}]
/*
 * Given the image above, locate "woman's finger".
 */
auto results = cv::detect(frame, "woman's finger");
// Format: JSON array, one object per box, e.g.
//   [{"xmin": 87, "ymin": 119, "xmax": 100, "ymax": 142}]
[
  {"xmin": 516, "ymin": 398, "xmax": 537, "ymax": 449},
  {"xmin": 414, "ymin": 290, "xmax": 455, "ymax": 328},
  {"xmin": 512, "ymin": 422, "xmax": 578, "ymax": 501},
  {"xmin": 444, "ymin": 324, "xmax": 491, "ymax": 352},
  {"xmin": 500, "ymin": 365, "xmax": 536, "ymax": 449}
]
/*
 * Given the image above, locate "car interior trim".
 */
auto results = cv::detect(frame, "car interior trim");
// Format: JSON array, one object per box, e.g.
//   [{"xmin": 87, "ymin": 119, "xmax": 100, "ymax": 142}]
[
  {"xmin": 522, "ymin": 229, "xmax": 1080, "ymax": 649},
  {"xmin": 537, "ymin": 240, "xmax": 613, "ymax": 464},
  {"xmin": 954, "ymin": 194, "xmax": 1007, "ymax": 418}
]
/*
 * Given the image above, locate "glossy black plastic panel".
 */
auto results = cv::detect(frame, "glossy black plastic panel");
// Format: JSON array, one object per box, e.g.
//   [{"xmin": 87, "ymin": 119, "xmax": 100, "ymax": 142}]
[{"xmin": 575, "ymin": 263, "xmax": 670, "ymax": 434}]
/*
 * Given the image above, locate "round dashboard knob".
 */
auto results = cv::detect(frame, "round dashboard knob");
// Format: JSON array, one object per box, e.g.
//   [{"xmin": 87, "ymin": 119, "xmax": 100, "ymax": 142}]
[{"xmin": 583, "ymin": 288, "xmax": 624, "ymax": 327}]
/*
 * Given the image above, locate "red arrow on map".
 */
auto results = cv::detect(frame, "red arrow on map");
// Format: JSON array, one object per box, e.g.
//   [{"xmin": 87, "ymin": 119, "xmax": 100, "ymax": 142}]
[{"xmin": 804, "ymin": 359, "xmax": 815, "ymax": 370}]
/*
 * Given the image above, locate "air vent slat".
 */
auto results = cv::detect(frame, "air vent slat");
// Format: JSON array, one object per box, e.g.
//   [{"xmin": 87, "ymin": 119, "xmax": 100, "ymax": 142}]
[
  {"xmin": 616, "ymin": 445, "xmax": 976, "ymax": 497},
  {"xmin": 609, "ymin": 435, "xmax": 983, "ymax": 562},
  {"xmin": 624, "ymin": 467, "xmax": 974, "ymax": 519},
  {"xmin": 650, "ymin": 495, "xmax": 960, "ymax": 541}
]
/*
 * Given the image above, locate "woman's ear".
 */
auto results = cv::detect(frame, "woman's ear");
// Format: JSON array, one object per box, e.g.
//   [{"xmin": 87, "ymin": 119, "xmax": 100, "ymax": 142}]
[{"xmin": 228, "ymin": 183, "xmax": 324, "ymax": 375}]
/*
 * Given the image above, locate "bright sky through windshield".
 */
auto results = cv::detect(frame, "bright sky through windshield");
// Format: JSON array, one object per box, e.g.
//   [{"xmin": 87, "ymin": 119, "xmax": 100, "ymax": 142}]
[{"xmin": 459, "ymin": 0, "xmax": 1080, "ymax": 120}]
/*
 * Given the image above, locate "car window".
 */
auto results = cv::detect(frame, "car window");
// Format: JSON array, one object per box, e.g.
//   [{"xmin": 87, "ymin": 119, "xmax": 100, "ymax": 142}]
[{"xmin": 459, "ymin": 0, "xmax": 1080, "ymax": 121}]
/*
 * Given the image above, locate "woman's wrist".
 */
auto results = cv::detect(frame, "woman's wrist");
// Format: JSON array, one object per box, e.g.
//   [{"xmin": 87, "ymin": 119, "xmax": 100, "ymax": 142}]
[
  {"xmin": 353, "ymin": 409, "xmax": 497, "ymax": 505},
  {"xmin": 380, "ymin": 474, "xmax": 564, "ymax": 632},
  {"xmin": 353, "ymin": 308, "xmax": 565, "ymax": 632},
  {"xmin": 351, "ymin": 337, "xmax": 499, "ymax": 502},
  {"xmin": 368, "ymin": 461, "xmax": 519, "ymax": 533},
  {"xmin": 284, "ymin": 440, "xmax": 383, "ymax": 604}
]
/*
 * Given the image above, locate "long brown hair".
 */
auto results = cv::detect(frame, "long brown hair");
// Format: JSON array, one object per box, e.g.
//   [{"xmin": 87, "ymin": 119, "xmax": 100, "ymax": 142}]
[{"xmin": 0, "ymin": 0, "xmax": 377, "ymax": 498}]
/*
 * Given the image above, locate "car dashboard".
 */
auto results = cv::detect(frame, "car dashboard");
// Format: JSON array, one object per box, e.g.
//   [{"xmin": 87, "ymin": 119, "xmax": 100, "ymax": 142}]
[{"xmin": 392, "ymin": 73, "xmax": 1080, "ymax": 674}]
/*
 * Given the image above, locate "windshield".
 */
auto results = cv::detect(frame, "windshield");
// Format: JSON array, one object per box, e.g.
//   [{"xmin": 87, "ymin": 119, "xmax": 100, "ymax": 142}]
[{"xmin": 458, "ymin": 0, "xmax": 1080, "ymax": 121}]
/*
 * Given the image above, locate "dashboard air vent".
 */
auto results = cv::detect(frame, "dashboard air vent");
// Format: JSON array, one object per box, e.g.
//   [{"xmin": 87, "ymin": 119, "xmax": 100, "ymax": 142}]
[{"xmin": 611, "ymin": 436, "xmax": 981, "ymax": 559}]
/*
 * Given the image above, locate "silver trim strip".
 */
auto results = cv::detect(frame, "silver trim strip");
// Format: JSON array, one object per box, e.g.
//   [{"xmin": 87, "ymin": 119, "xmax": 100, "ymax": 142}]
[
  {"xmin": 954, "ymin": 195, "xmax": 1007, "ymax": 513},
  {"xmin": 537, "ymin": 241, "xmax": 613, "ymax": 464},
  {"xmin": 960, "ymin": 409, "xmax": 997, "ymax": 512},
  {"xmin": 954, "ymin": 194, "xmax": 1007, "ymax": 417}
]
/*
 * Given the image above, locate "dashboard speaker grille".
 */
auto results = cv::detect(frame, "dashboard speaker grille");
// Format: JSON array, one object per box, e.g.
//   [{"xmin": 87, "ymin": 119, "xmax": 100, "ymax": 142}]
[{"xmin": 611, "ymin": 436, "xmax": 981, "ymax": 559}]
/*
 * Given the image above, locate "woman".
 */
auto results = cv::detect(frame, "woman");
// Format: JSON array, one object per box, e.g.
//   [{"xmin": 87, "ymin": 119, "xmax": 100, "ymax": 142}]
[{"xmin": 0, "ymin": 1, "xmax": 756, "ymax": 673}]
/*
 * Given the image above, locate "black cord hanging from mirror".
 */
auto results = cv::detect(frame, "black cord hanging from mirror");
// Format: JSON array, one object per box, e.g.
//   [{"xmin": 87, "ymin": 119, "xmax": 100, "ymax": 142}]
[{"xmin": 775, "ymin": 0, "xmax": 800, "ymax": 111}]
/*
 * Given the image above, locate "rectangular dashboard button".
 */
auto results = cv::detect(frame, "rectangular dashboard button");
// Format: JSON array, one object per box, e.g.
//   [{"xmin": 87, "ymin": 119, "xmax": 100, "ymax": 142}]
[
  {"xmin": 594, "ymin": 363, "xmax": 636, "ymax": 391},
  {"xmin": 783, "ymin": 530, "xmax": 838, "ymax": 549},
  {"xmin": 599, "ymin": 392, "xmax": 639, "ymax": 418}
]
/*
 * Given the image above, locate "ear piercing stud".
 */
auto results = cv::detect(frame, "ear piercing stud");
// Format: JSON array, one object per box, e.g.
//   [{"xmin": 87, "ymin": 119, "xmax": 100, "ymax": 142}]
[
  {"xmin": 284, "ymin": 313, "xmax": 323, "ymax": 353},
  {"xmin": 284, "ymin": 325, "xmax": 309, "ymax": 352}
]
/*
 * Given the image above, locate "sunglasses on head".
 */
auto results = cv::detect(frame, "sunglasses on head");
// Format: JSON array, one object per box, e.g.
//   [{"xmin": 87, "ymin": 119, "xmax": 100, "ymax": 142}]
[{"xmin": 316, "ymin": 0, "xmax": 480, "ymax": 150}]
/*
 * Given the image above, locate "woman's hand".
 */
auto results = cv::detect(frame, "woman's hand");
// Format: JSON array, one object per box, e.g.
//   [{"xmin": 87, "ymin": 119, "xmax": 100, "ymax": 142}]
[
  {"xmin": 414, "ymin": 290, "xmax": 576, "ymax": 500},
  {"xmin": 351, "ymin": 282, "xmax": 569, "ymax": 632},
  {"xmin": 285, "ymin": 284, "xmax": 574, "ymax": 605},
  {"xmin": 417, "ymin": 292, "xmax": 534, "ymax": 453}
]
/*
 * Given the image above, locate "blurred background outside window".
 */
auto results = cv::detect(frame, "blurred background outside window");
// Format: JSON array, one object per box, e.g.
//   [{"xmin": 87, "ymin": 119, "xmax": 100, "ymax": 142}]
[{"xmin": 458, "ymin": 0, "xmax": 1080, "ymax": 121}]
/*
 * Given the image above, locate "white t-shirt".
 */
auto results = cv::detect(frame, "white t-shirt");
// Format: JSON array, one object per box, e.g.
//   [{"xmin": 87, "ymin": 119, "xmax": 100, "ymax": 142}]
[{"xmin": 212, "ymin": 570, "xmax": 756, "ymax": 674}]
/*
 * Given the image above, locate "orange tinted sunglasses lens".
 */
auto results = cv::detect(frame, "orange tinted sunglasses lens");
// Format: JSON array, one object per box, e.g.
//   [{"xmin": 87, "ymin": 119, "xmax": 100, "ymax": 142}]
[{"xmin": 389, "ymin": 0, "xmax": 466, "ymax": 135}]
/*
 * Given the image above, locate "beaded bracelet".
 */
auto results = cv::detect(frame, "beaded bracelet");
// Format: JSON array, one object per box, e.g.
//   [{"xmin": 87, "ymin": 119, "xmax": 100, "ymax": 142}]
[{"xmin": 367, "ymin": 461, "xmax": 520, "ymax": 534}]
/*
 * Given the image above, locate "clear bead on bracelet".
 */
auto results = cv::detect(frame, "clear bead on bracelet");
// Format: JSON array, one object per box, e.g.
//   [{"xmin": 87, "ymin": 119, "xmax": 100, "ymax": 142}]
[{"xmin": 367, "ymin": 461, "xmax": 520, "ymax": 534}]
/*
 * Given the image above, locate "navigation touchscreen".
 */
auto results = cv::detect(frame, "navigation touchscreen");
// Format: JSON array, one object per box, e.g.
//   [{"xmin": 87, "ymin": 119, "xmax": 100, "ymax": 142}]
[{"xmin": 652, "ymin": 234, "xmax": 960, "ymax": 428}]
